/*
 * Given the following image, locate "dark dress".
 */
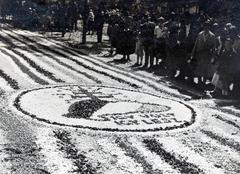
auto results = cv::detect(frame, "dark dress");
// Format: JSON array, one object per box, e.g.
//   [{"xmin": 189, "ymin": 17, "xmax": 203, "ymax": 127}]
[
  {"xmin": 110, "ymin": 24, "xmax": 120, "ymax": 48},
  {"xmin": 116, "ymin": 28, "xmax": 136, "ymax": 55},
  {"xmin": 166, "ymin": 27, "xmax": 186, "ymax": 72},
  {"xmin": 218, "ymin": 49, "xmax": 239, "ymax": 90}
]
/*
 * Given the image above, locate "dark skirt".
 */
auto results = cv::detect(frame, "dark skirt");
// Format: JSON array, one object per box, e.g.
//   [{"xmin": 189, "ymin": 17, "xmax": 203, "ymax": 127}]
[
  {"xmin": 166, "ymin": 44, "xmax": 186, "ymax": 70},
  {"xmin": 194, "ymin": 50, "xmax": 216, "ymax": 78},
  {"xmin": 153, "ymin": 38, "xmax": 166, "ymax": 57},
  {"xmin": 116, "ymin": 30, "xmax": 136, "ymax": 55}
]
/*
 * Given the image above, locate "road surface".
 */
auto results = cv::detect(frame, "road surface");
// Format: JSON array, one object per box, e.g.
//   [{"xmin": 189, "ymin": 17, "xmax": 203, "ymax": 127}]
[{"xmin": 0, "ymin": 26, "xmax": 239, "ymax": 174}]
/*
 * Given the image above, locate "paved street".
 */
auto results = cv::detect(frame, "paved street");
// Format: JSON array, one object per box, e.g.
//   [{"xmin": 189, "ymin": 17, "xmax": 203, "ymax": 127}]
[{"xmin": 0, "ymin": 26, "xmax": 239, "ymax": 174}]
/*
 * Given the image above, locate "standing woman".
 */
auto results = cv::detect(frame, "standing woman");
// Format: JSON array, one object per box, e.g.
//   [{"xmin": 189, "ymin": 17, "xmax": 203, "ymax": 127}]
[
  {"xmin": 135, "ymin": 32, "xmax": 144, "ymax": 65},
  {"xmin": 107, "ymin": 11, "xmax": 120, "ymax": 56},
  {"xmin": 212, "ymin": 36, "xmax": 238, "ymax": 97},
  {"xmin": 116, "ymin": 16, "xmax": 136, "ymax": 62},
  {"xmin": 153, "ymin": 17, "xmax": 167, "ymax": 67},
  {"xmin": 165, "ymin": 25, "xmax": 180, "ymax": 76},
  {"xmin": 190, "ymin": 21, "xmax": 216, "ymax": 87}
]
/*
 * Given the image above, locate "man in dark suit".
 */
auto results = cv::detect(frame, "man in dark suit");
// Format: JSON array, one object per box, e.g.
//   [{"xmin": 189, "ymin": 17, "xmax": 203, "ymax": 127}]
[
  {"xmin": 140, "ymin": 16, "xmax": 156, "ymax": 68},
  {"xmin": 95, "ymin": 11, "xmax": 105, "ymax": 43}
]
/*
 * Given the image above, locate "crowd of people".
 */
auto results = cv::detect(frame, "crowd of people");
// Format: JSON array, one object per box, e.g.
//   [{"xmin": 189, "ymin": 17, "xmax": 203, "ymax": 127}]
[
  {"xmin": 104, "ymin": 9, "xmax": 240, "ymax": 99},
  {"xmin": 38, "ymin": 1, "xmax": 106, "ymax": 41},
  {"xmin": 48, "ymin": 1, "xmax": 238, "ymax": 99},
  {"xmin": 39, "ymin": 1, "xmax": 81, "ymax": 36},
  {"xmin": 3, "ymin": 0, "xmax": 239, "ymax": 99}
]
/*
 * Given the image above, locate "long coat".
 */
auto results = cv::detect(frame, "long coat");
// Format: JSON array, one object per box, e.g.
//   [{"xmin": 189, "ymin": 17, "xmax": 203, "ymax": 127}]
[{"xmin": 191, "ymin": 31, "xmax": 216, "ymax": 78}]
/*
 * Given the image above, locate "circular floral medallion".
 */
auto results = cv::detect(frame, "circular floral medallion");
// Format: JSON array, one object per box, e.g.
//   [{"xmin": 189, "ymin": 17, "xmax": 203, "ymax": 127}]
[{"xmin": 13, "ymin": 85, "xmax": 199, "ymax": 132}]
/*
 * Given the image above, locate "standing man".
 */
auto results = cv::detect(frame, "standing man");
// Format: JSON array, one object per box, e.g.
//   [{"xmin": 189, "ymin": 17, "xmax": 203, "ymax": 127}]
[
  {"xmin": 95, "ymin": 10, "xmax": 105, "ymax": 43},
  {"xmin": 232, "ymin": 27, "xmax": 240, "ymax": 97},
  {"xmin": 56, "ymin": 1, "xmax": 67, "ymax": 37},
  {"xmin": 140, "ymin": 16, "xmax": 156, "ymax": 68},
  {"xmin": 72, "ymin": 1, "xmax": 80, "ymax": 32},
  {"xmin": 82, "ymin": 0, "xmax": 90, "ymax": 44}
]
